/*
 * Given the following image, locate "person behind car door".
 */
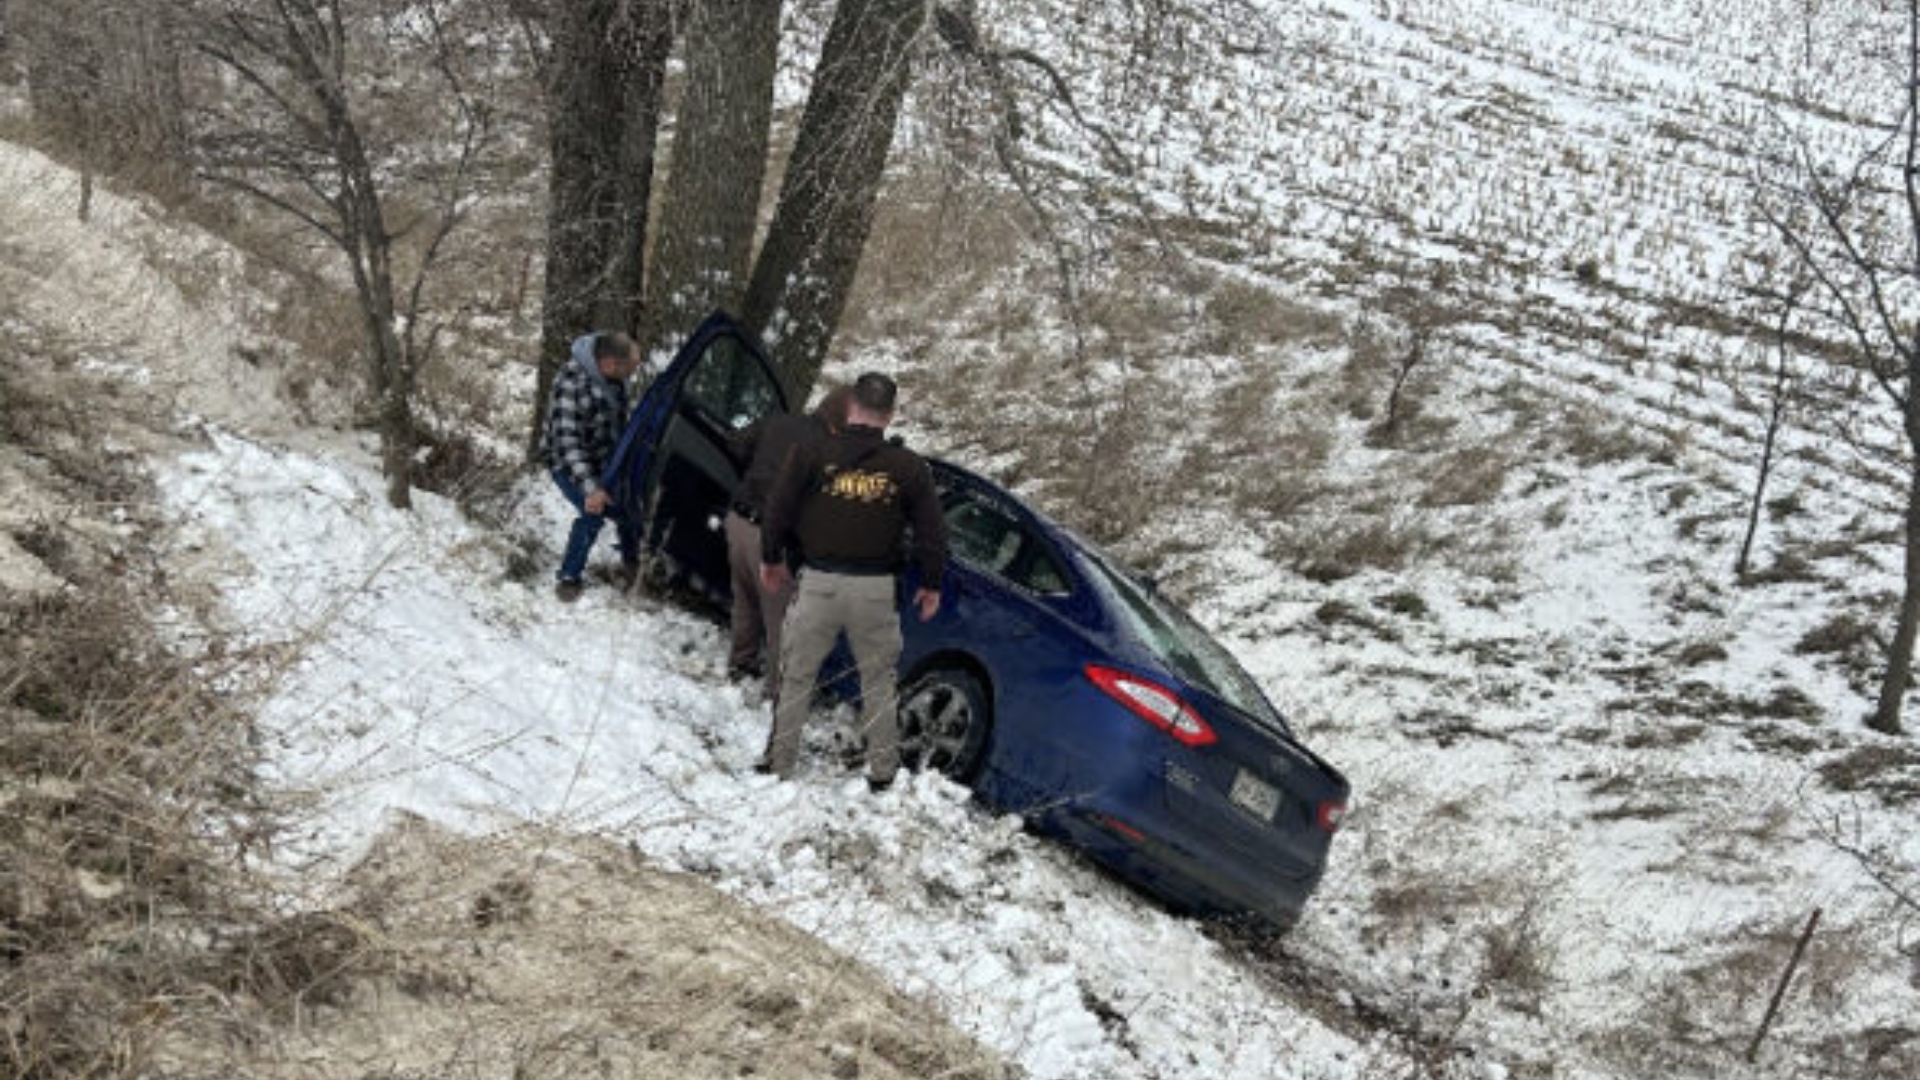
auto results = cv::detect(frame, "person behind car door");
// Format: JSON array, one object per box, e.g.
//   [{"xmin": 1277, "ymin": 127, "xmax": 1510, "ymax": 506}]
[
  {"xmin": 723, "ymin": 384, "xmax": 852, "ymax": 697},
  {"xmin": 540, "ymin": 331, "xmax": 643, "ymax": 602},
  {"xmin": 757, "ymin": 373, "xmax": 948, "ymax": 791}
]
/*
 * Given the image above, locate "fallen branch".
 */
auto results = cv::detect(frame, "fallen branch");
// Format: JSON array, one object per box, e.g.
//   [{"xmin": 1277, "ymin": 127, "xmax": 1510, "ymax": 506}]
[{"xmin": 1745, "ymin": 907, "xmax": 1821, "ymax": 1064}]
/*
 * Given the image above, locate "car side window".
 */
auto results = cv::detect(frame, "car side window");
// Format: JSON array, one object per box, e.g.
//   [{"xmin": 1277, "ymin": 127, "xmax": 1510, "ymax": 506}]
[
  {"xmin": 681, "ymin": 335, "xmax": 781, "ymax": 431},
  {"xmin": 1013, "ymin": 543, "xmax": 1069, "ymax": 595},
  {"xmin": 943, "ymin": 491, "xmax": 1070, "ymax": 596},
  {"xmin": 947, "ymin": 499, "xmax": 1020, "ymax": 575}
]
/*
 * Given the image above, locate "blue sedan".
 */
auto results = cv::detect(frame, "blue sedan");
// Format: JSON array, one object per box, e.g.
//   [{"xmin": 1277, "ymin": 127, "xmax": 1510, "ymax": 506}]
[{"xmin": 607, "ymin": 313, "xmax": 1351, "ymax": 930}]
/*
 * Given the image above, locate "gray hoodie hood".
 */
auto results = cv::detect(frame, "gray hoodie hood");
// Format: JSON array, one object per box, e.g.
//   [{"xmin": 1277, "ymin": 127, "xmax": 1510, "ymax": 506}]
[{"xmin": 570, "ymin": 333, "xmax": 619, "ymax": 393}]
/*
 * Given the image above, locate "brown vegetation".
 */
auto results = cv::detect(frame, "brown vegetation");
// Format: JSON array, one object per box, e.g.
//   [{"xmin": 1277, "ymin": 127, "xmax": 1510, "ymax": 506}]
[{"xmin": 0, "ymin": 350, "xmax": 278, "ymax": 1079}]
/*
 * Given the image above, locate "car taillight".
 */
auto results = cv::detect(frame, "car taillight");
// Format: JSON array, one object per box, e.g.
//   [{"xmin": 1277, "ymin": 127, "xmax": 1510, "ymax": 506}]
[
  {"xmin": 1083, "ymin": 664, "xmax": 1217, "ymax": 747},
  {"xmin": 1317, "ymin": 801, "xmax": 1347, "ymax": 834}
]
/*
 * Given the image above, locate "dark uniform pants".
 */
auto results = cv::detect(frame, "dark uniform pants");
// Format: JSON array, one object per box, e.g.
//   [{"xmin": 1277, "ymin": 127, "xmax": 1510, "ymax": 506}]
[{"xmin": 767, "ymin": 570, "xmax": 901, "ymax": 781}]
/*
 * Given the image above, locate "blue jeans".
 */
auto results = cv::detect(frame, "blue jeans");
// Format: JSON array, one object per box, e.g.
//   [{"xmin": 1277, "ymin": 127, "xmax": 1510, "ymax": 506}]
[{"xmin": 552, "ymin": 468, "xmax": 638, "ymax": 582}]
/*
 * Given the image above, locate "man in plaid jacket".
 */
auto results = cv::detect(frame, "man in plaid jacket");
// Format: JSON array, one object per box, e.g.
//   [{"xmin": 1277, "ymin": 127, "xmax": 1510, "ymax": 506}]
[{"xmin": 541, "ymin": 331, "xmax": 642, "ymax": 601}]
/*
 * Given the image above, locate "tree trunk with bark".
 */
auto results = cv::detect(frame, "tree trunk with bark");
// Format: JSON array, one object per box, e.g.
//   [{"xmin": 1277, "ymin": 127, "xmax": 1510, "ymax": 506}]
[
  {"xmin": 1763, "ymin": 0, "xmax": 1920, "ymax": 736},
  {"xmin": 123, "ymin": 3, "xmax": 191, "ymax": 193},
  {"xmin": 611, "ymin": 4, "xmax": 673, "ymax": 334},
  {"xmin": 342, "ymin": 193, "xmax": 415, "ymax": 509},
  {"xmin": 1872, "ymin": 384, "xmax": 1920, "ymax": 735},
  {"xmin": 314, "ymin": 22, "xmax": 415, "ymax": 509},
  {"xmin": 529, "ymin": 0, "xmax": 673, "ymax": 461},
  {"xmin": 639, "ymin": 0, "xmax": 782, "ymax": 361},
  {"xmin": 1737, "ymin": 286, "xmax": 1804, "ymax": 580},
  {"xmin": 743, "ymin": 0, "xmax": 928, "ymax": 401}
]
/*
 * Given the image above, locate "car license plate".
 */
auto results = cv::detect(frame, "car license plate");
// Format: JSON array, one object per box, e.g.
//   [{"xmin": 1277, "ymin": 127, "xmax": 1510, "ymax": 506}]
[{"xmin": 1229, "ymin": 770, "xmax": 1279, "ymax": 822}]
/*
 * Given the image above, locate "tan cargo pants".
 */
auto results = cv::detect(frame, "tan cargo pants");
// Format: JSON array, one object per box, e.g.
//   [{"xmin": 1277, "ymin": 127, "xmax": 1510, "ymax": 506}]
[
  {"xmin": 766, "ymin": 570, "xmax": 902, "ymax": 782},
  {"xmin": 725, "ymin": 510, "xmax": 792, "ymax": 700}
]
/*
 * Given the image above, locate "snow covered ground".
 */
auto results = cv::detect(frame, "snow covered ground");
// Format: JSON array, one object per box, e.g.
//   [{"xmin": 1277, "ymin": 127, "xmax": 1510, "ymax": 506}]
[
  {"xmin": 6, "ymin": 0, "xmax": 1920, "ymax": 1074},
  {"xmin": 143, "ymin": 373, "xmax": 1918, "ymax": 1079},
  {"xmin": 157, "ymin": 430, "xmax": 1394, "ymax": 1080}
]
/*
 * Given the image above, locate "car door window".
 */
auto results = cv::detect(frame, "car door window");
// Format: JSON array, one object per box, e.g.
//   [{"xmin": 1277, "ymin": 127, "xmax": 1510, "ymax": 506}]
[
  {"xmin": 948, "ymin": 499, "xmax": 1020, "ymax": 574},
  {"xmin": 945, "ymin": 492, "xmax": 1070, "ymax": 596},
  {"xmin": 681, "ymin": 334, "xmax": 782, "ymax": 432},
  {"xmin": 1012, "ymin": 542, "xmax": 1069, "ymax": 594}
]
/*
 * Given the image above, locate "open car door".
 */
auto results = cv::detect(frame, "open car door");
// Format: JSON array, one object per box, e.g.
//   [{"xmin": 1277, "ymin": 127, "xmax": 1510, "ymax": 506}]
[{"xmin": 603, "ymin": 312, "xmax": 789, "ymax": 603}]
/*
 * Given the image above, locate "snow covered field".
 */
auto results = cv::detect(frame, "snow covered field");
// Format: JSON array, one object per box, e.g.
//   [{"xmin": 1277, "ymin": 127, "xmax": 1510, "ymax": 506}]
[{"xmin": 5, "ymin": 0, "xmax": 1920, "ymax": 1075}]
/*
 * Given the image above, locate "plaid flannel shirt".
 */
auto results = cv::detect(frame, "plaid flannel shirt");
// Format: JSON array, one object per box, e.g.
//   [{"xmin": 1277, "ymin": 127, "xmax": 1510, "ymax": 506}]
[{"xmin": 541, "ymin": 359, "xmax": 629, "ymax": 495}]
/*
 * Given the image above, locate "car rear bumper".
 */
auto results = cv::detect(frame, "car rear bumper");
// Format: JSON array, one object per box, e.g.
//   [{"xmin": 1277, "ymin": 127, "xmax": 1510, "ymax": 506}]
[
  {"xmin": 1042, "ymin": 802, "xmax": 1327, "ymax": 930},
  {"xmin": 976, "ymin": 666, "xmax": 1340, "ymax": 930}
]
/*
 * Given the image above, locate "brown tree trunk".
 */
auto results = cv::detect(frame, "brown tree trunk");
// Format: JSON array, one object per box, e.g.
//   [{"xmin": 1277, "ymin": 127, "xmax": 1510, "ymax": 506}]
[
  {"xmin": 1878, "ymin": 1, "xmax": 1920, "ymax": 736},
  {"xmin": 1738, "ymin": 293, "xmax": 1801, "ymax": 579},
  {"xmin": 360, "ymin": 277, "xmax": 415, "ymax": 510},
  {"xmin": 338, "ymin": 145, "xmax": 415, "ymax": 510},
  {"xmin": 612, "ymin": 5, "xmax": 674, "ymax": 335},
  {"xmin": 362, "ymin": 237, "xmax": 414, "ymax": 510},
  {"xmin": 125, "ymin": 2, "xmax": 190, "ymax": 194},
  {"xmin": 639, "ymin": 0, "xmax": 782, "ymax": 360},
  {"xmin": 742, "ymin": 0, "xmax": 928, "ymax": 401},
  {"xmin": 529, "ymin": 0, "xmax": 674, "ymax": 461},
  {"xmin": 1874, "ymin": 386, "xmax": 1920, "ymax": 735}
]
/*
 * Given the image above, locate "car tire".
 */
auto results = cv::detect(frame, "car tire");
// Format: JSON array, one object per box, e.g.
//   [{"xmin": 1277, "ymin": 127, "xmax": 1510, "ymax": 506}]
[{"xmin": 898, "ymin": 667, "xmax": 991, "ymax": 782}]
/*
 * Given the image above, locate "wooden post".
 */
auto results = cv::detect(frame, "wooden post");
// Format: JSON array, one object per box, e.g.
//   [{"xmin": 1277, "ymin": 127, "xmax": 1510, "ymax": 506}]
[{"xmin": 1745, "ymin": 908, "xmax": 1822, "ymax": 1064}]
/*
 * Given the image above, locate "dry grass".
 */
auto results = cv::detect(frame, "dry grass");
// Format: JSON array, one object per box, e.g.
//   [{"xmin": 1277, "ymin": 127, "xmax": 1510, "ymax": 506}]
[
  {"xmin": 1417, "ymin": 445, "xmax": 1514, "ymax": 508},
  {"xmin": 1818, "ymin": 744, "xmax": 1920, "ymax": 805},
  {"xmin": 1200, "ymin": 277, "xmax": 1345, "ymax": 354},
  {"xmin": 1289, "ymin": 515, "xmax": 1428, "ymax": 583},
  {"xmin": 1795, "ymin": 613, "xmax": 1877, "ymax": 658},
  {"xmin": 1593, "ymin": 916, "xmax": 1889, "ymax": 1076},
  {"xmin": 159, "ymin": 820, "xmax": 1015, "ymax": 1080},
  {"xmin": 1557, "ymin": 409, "xmax": 1661, "ymax": 467},
  {"xmin": 1, "ymin": 360, "xmax": 272, "ymax": 1078},
  {"xmin": 848, "ymin": 167, "xmax": 1034, "ymax": 337},
  {"xmin": 1477, "ymin": 895, "xmax": 1557, "ymax": 1008}
]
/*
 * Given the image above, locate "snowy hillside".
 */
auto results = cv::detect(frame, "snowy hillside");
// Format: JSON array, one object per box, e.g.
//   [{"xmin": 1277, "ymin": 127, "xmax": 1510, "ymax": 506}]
[{"xmin": 5, "ymin": 0, "xmax": 1920, "ymax": 1077}]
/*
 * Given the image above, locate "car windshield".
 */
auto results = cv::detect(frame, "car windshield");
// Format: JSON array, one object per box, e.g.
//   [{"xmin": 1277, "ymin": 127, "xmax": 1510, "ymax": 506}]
[{"xmin": 1077, "ymin": 548, "xmax": 1284, "ymax": 730}]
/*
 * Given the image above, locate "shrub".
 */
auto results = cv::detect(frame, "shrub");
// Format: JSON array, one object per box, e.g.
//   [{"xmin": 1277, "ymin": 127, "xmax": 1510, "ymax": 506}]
[
  {"xmin": 1795, "ymin": 614, "xmax": 1877, "ymax": 657},
  {"xmin": 1202, "ymin": 278, "xmax": 1343, "ymax": 353},
  {"xmin": 1419, "ymin": 445, "xmax": 1513, "ymax": 507},
  {"xmin": 1375, "ymin": 589, "xmax": 1429, "ymax": 618},
  {"xmin": 1479, "ymin": 896, "xmax": 1557, "ymax": 1006}
]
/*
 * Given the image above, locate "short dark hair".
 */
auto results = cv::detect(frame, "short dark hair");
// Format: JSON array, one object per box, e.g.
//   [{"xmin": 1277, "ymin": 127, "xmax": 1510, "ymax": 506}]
[
  {"xmin": 852, "ymin": 372, "xmax": 897, "ymax": 413},
  {"xmin": 813, "ymin": 385, "xmax": 853, "ymax": 430},
  {"xmin": 593, "ymin": 332, "xmax": 637, "ymax": 362}
]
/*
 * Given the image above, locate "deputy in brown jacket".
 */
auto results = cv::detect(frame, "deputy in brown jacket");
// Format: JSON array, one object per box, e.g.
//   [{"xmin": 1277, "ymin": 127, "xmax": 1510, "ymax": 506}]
[
  {"xmin": 723, "ymin": 385, "xmax": 851, "ymax": 698},
  {"xmin": 757, "ymin": 373, "xmax": 948, "ymax": 790}
]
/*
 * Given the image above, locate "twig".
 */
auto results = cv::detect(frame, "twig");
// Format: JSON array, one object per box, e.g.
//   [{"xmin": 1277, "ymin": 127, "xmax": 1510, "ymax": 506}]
[{"xmin": 1745, "ymin": 907, "xmax": 1821, "ymax": 1064}]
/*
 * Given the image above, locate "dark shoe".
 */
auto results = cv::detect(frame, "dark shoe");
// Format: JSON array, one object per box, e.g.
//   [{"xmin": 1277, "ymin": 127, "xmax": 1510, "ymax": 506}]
[
  {"xmin": 866, "ymin": 774, "xmax": 894, "ymax": 794},
  {"xmin": 612, "ymin": 560, "xmax": 640, "ymax": 592},
  {"xmin": 555, "ymin": 578, "xmax": 584, "ymax": 603},
  {"xmin": 752, "ymin": 759, "xmax": 775, "ymax": 776}
]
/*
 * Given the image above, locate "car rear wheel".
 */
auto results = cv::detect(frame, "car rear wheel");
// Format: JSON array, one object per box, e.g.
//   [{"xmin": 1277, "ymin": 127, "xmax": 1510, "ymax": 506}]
[{"xmin": 898, "ymin": 668, "xmax": 990, "ymax": 782}]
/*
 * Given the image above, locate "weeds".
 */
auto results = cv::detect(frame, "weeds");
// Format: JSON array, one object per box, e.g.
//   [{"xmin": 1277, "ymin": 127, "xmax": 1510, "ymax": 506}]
[
  {"xmin": 1418, "ymin": 446, "xmax": 1513, "ymax": 508},
  {"xmin": 1478, "ymin": 895, "xmax": 1556, "ymax": 1008},
  {"xmin": 0, "ymin": 351, "xmax": 301, "ymax": 1079}
]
